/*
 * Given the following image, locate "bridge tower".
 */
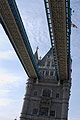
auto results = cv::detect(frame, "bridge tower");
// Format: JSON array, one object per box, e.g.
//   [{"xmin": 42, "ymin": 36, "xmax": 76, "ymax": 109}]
[
  {"xmin": 0, "ymin": 0, "xmax": 71, "ymax": 119},
  {"xmin": 20, "ymin": 48, "xmax": 71, "ymax": 120}
]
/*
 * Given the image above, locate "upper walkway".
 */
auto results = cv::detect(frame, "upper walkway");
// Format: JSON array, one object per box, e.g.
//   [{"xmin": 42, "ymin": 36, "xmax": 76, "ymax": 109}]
[
  {"xmin": 0, "ymin": 0, "xmax": 40, "ymax": 79},
  {"xmin": 0, "ymin": 0, "xmax": 71, "ymax": 82},
  {"xmin": 44, "ymin": 0, "xmax": 71, "ymax": 81}
]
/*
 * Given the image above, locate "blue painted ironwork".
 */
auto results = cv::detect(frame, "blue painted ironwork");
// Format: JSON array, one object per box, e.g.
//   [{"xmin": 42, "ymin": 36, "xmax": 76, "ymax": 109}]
[
  {"xmin": 66, "ymin": 0, "xmax": 71, "ymax": 80},
  {"xmin": 44, "ymin": 0, "xmax": 59, "ymax": 80},
  {"xmin": 44, "ymin": 0, "xmax": 71, "ymax": 80},
  {"xmin": 0, "ymin": 17, "xmax": 30, "ymax": 77},
  {"xmin": 0, "ymin": 0, "xmax": 40, "ymax": 78}
]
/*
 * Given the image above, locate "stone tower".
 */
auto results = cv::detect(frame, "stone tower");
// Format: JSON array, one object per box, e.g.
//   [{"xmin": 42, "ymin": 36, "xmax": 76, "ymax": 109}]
[{"xmin": 20, "ymin": 48, "xmax": 71, "ymax": 120}]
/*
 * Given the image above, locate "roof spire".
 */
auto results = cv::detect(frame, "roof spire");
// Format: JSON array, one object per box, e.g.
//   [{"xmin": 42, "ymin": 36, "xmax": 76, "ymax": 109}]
[{"xmin": 34, "ymin": 46, "xmax": 39, "ymax": 63}]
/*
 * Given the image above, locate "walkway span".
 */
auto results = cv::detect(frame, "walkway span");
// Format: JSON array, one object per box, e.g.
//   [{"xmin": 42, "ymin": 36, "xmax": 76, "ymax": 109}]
[
  {"xmin": 44, "ymin": 0, "xmax": 71, "ymax": 81},
  {"xmin": 0, "ymin": 0, "xmax": 40, "ymax": 79}
]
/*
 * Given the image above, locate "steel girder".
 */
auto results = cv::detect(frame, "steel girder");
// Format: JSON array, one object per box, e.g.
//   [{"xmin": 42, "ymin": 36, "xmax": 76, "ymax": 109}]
[
  {"xmin": 0, "ymin": 0, "xmax": 40, "ymax": 79},
  {"xmin": 44, "ymin": 0, "xmax": 71, "ymax": 81}
]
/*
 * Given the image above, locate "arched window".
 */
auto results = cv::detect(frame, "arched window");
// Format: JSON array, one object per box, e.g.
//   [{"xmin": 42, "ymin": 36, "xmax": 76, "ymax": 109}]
[
  {"xmin": 46, "ymin": 71, "xmax": 49, "ymax": 76},
  {"xmin": 43, "ymin": 71, "xmax": 44, "ymax": 76},
  {"xmin": 50, "ymin": 110, "xmax": 55, "ymax": 117},
  {"xmin": 42, "ymin": 89, "xmax": 51, "ymax": 97},
  {"xmin": 51, "ymin": 61, "xmax": 54, "ymax": 67},
  {"xmin": 47, "ymin": 61, "xmax": 50, "ymax": 67},
  {"xmin": 50, "ymin": 71, "xmax": 53, "ymax": 76},
  {"xmin": 39, "ymin": 107, "xmax": 49, "ymax": 116},
  {"xmin": 34, "ymin": 91, "xmax": 37, "ymax": 96},
  {"xmin": 56, "ymin": 93, "xmax": 59, "ymax": 98},
  {"xmin": 33, "ymin": 108, "xmax": 38, "ymax": 114}
]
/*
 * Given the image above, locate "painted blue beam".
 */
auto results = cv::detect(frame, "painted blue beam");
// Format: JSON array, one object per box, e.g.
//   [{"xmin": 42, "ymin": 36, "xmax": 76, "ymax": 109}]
[
  {"xmin": 0, "ymin": 0, "xmax": 40, "ymax": 79},
  {"xmin": 66, "ymin": 0, "xmax": 71, "ymax": 80},
  {"xmin": 44, "ymin": 0, "xmax": 71, "ymax": 81},
  {"xmin": 44, "ymin": 0, "xmax": 59, "ymax": 80}
]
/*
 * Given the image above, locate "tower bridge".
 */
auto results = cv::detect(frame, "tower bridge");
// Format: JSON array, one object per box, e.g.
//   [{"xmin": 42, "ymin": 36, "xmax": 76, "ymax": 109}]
[{"xmin": 0, "ymin": 0, "xmax": 71, "ymax": 120}]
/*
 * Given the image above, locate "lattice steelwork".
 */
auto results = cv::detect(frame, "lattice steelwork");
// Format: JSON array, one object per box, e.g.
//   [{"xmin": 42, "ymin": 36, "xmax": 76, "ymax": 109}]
[
  {"xmin": 0, "ymin": 0, "xmax": 40, "ymax": 79},
  {"xmin": 44, "ymin": 0, "xmax": 71, "ymax": 81},
  {"xmin": 44, "ymin": 1, "xmax": 59, "ymax": 80},
  {"xmin": 66, "ymin": 0, "xmax": 71, "ymax": 80}
]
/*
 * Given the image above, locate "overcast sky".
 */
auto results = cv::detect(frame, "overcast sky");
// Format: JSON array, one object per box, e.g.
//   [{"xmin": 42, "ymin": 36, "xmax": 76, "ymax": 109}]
[{"xmin": 0, "ymin": 0, "xmax": 80, "ymax": 120}]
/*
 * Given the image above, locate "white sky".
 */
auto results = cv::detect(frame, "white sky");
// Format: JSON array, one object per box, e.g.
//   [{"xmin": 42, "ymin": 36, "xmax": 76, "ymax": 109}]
[{"xmin": 0, "ymin": 0, "xmax": 80, "ymax": 120}]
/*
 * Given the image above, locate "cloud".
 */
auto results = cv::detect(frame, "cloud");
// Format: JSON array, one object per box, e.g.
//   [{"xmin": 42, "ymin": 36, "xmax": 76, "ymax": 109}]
[
  {"xmin": 0, "ymin": 90, "xmax": 9, "ymax": 94},
  {"xmin": 0, "ymin": 98, "xmax": 22, "ymax": 120},
  {"xmin": 17, "ymin": 0, "xmax": 50, "ymax": 58},
  {"xmin": 0, "ymin": 98, "xmax": 12, "ymax": 106},
  {"xmin": 0, "ymin": 69, "xmax": 22, "ymax": 86},
  {"xmin": 0, "ymin": 25, "xmax": 9, "ymax": 47},
  {"xmin": 69, "ymin": 116, "xmax": 80, "ymax": 120},
  {"xmin": 0, "ymin": 68, "xmax": 26, "ymax": 119},
  {"xmin": 0, "ymin": 50, "xmax": 17, "ymax": 60}
]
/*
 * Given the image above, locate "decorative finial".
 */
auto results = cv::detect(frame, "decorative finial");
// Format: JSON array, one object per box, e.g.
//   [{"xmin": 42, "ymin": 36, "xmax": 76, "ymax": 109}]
[
  {"xmin": 39, "ymin": 56, "xmax": 41, "ymax": 60},
  {"xmin": 36, "ymin": 46, "xmax": 39, "ymax": 52},
  {"xmin": 34, "ymin": 46, "xmax": 39, "ymax": 63}
]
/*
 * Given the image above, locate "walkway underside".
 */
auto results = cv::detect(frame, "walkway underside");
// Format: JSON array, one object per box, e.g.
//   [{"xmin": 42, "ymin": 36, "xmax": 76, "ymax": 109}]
[
  {"xmin": 44, "ymin": 0, "xmax": 71, "ymax": 81},
  {"xmin": 0, "ymin": 0, "xmax": 40, "ymax": 79}
]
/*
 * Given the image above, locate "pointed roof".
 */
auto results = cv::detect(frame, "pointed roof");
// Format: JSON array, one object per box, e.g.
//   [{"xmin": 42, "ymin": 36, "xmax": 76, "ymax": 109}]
[{"xmin": 38, "ymin": 48, "xmax": 54, "ymax": 66}]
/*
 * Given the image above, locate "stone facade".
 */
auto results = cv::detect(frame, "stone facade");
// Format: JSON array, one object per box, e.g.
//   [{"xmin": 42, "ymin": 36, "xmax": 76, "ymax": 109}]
[{"xmin": 20, "ymin": 48, "xmax": 71, "ymax": 120}]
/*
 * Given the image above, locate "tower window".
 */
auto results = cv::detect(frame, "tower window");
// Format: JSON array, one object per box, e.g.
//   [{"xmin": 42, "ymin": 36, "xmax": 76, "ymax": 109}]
[
  {"xmin": 39, "ymin": 107, "xmax": 49, "ymax": 116},
  {"xmin": 42, "ymin": 89, "xmax": 51, "ymax": 97},
  {"xmin": 50, "ymin": 71, "xmax": 53, "ymax": 76},
  {"xmin": 46, "ymin": 71, "xmax": 49, "ymax": 76},
  {"xmin": 34, "ymin": 91, "xmax": 37, "ymax": 96},
  {"xmin": 33, "ymin": 108, "xmax": 38, "ymax": 114},
  {"xmin": 47, "ymin": 61, "xmax": 50, "ymax": 67},
  {"xmin": 50, "ymin": 110, "xmax": 55, "ymax": 117},
  {"xmin": 52, "ymin": 61, "xmax": 54, "ymax": 67},
  {"xmin": 48, "ymin": 55, "xmax": 50, "ymax": 58},
  {"xmin": 56, "ymin": 93, "xmax": 59, "ymax": 98},
  {"xmin": 43, "ymin": 71, "xmax": 44, "ymax": 76}
]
